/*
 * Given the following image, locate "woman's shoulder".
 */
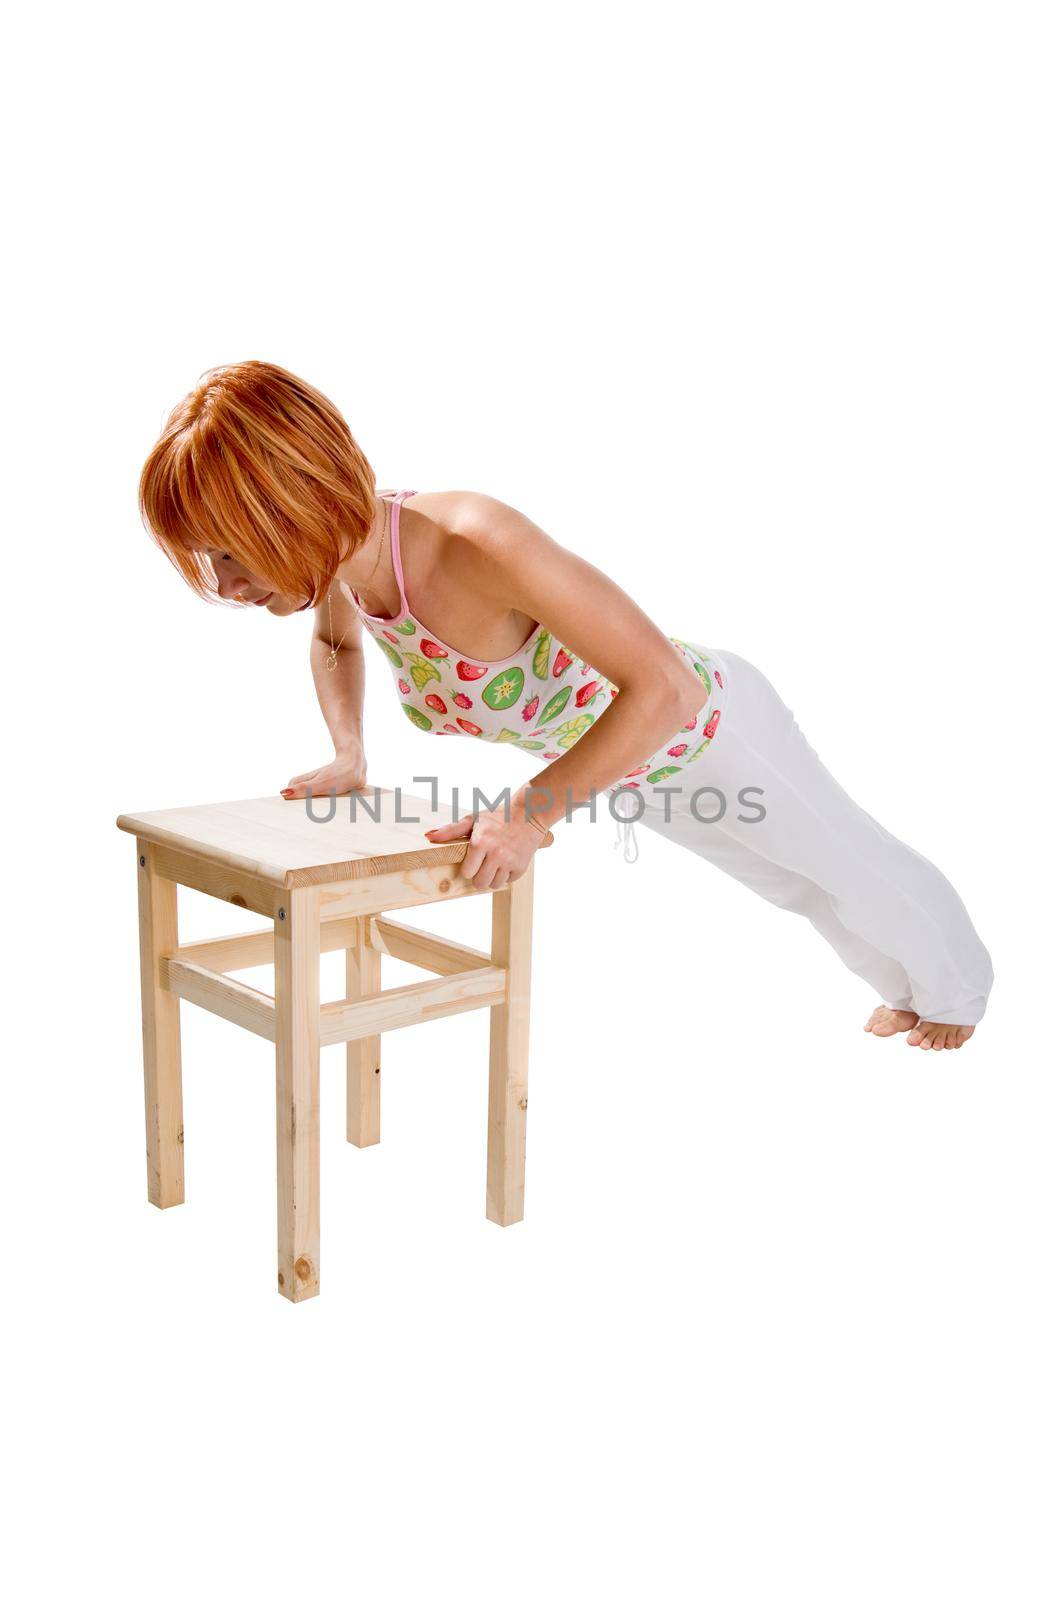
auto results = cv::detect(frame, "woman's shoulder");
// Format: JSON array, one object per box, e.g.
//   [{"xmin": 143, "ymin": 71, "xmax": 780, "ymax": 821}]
[
  {"xmin": 400, "ymin": 488, "xmax": 511, "ymax": 526},
  {"xmin": 406, "ymin": 489, "xmax": 544, "ymax": 556},
  {"xmin": 391, "ymin": 491, "xmax": 533, "ymax": 585}
]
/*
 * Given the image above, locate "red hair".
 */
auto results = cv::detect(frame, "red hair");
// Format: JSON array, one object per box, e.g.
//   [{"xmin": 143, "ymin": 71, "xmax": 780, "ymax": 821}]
[{"xmin": 138, "ymin": 360, "xmax": 378, "ymax": 608}]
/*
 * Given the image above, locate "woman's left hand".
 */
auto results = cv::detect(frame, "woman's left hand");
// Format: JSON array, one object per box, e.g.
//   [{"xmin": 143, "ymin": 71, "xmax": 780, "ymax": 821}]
[{"xmin": 423, "ymin": 807, "xmax": 552, "ymax": 889}]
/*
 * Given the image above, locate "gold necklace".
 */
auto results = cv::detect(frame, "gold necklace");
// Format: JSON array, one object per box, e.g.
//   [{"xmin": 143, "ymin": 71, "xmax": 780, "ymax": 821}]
[{"xmin": 325, "ymin": 497, "xmax": 390, "ymax": 670}]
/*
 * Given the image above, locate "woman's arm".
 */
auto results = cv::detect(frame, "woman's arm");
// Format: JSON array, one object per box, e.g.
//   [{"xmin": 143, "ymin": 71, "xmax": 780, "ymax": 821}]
[
  {"xmin": 464, "ymin": 493, "xmax": 703, "ymax": 824},
  {"xmin": 310, "ymin": 584, "xmax": 367, "ymax": 753},
  {"xmin": 424, "ymin": 492, "xmax": 706, "ymax": 884},
  {"xmin": 281, "ymin": 584, "xmax": 369, "ymax": 799}
]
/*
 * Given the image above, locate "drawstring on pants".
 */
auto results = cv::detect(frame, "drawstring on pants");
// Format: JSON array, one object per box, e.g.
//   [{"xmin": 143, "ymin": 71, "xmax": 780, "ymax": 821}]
[{"xmin": 612, "ymin": 789, "xmax": 640, "ymax": 864}]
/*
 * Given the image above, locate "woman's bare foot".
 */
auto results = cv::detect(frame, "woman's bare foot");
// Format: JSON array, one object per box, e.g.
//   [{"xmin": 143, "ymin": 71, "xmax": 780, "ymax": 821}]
[
  {"xmin": 864, "ymin": 1005, "xmax": 919, "ymax": 1037},
  {"xmin": 906, "ymin": 1020, "xmax": 975, "ymax": 1051},
  {"xmin": 864, "ymin": 1005, "xmax": 976, "ymax": 1049}
]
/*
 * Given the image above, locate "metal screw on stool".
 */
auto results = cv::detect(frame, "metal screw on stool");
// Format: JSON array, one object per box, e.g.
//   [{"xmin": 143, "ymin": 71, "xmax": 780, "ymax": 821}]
[
  {"xmin": 277, "ymin": 908, "xmax": 286, "ymax": 921},
  {"xmin": 139, "ymin": 854, "xmax": 146, "ymax": 867}
]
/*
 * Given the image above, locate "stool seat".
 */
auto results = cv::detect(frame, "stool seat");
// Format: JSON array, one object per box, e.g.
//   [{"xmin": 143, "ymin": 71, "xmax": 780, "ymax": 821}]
[
  {"xmin": 117, "ymin": 787, "xmax": 536, "ymax": 1303},
  {"xmin": 118, "ymin": 789, "xmax": 472, "ymax": 888}
]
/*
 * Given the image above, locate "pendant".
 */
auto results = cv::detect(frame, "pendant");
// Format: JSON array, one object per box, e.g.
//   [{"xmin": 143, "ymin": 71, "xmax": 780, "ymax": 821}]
[{"xmin": 326, "ymin": 653, "xmax": 338, "ymax": 672}]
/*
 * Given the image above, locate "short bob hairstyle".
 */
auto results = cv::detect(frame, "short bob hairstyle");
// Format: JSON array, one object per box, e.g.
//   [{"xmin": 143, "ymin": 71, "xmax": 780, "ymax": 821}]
[{"xmin": 138, "ymin": 360, "xmax": 377, "ymax": 609}]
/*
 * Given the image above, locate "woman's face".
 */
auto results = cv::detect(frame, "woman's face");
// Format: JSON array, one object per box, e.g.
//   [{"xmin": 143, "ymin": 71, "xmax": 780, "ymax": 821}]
[{"xmin": 199, "ymin": 548, "xmax": 307, "ymax": 615}]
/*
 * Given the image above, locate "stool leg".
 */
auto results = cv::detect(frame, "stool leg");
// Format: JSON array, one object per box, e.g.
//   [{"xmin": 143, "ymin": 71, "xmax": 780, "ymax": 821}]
[
  {"xmin": 486, "ymin": 865, "xmax": 533, "ymax": 1226},
  {"xmin": 274, "ymin": 885, "xmax": 321, "ymax": 1302},
  {"xmin": 346, "ymin": 917, "xmax": 381, "ymax": 1147},
  {"xmin": 136, "ymin": 840, "xmax": 184, "ymax": 1209}
]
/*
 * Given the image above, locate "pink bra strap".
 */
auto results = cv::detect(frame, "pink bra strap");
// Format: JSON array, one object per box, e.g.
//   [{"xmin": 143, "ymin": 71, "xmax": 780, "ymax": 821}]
[
  {"xmin": 387, "ymin": 489, "xmax": 418, "ymax": 618},
  {"xmin": 344, "ymin": 489, "xmax": 417, "ymax": 621}
]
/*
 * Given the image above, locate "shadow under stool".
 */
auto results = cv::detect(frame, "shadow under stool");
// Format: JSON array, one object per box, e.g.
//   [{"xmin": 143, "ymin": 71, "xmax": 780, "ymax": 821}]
[{"xmin": 115, "ymin": 788, "xmax": 538, "ymax": 1303}]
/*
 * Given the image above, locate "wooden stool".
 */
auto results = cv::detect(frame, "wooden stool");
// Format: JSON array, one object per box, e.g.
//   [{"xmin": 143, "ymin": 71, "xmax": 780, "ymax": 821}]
[{"xmin": 115, "ymin": 789, "xmax": 538, "ymax": 1303}]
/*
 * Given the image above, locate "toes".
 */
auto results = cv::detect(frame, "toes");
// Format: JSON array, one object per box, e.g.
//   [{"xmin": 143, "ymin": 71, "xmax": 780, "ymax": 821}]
[
  {"xmin": 908, "ymin": 1021, "xmax": 955, "ymax": 1050},
  {"xmin": 909, "ymin": 1022, "xmax": 975, "ymax": 1051},
  {"xmin": 866, "ymin": 1007, "xmax": 922, "ymax": 1038}
]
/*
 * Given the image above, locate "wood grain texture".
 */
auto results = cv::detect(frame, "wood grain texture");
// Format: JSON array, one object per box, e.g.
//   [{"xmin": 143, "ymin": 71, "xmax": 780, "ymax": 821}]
[
  {"xmin": 275, "ymin": 886, "xmax": 321, "ymax": 1303},
  {"xmin": 316, "ymin": 863, "xmax": 491, "ymax": 920},
  {"xmin": 118, "ymin": 790, "xmax": 552, "ymax": 889},
  {"xmin": 117, "ymin": 789, "xmax": 469, "ymax": 888},
  {"xmin": 346, "ymin": 918, "xmax": 382, "ymax": 1148},
  {"xmin": 486, "ymin": 866, "xmax": 534, "ymax": 1227},
  {"xmin": 173, "ymin": 917, "xmax": 365, "ymax": 975},
  {"xmin": 149, "ymin": 842, "xmax": 276, "ymax": 918},
  {"xmin": 369, "ymin": 915, "xmax": 493, "ymax": 975},
  {"xmin": 164, "ymin": 960, "xmax": 275, "ymax": 1042},
  {"xmin": 137, "ymin": 840, "xmax": 185, "ymax": 1209},
  {"xmin": 321, "ymin": 966, "xmax": 506, "ymax": 1048}
]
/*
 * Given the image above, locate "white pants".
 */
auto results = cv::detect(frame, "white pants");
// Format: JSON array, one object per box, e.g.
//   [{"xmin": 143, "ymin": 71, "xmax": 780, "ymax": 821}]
[{"xmin": 614, "ymin": 647, "xmax": 993, "ymax": 1027}]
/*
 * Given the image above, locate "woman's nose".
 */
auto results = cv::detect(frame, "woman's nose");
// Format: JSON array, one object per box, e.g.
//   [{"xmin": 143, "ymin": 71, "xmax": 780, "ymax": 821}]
[{"xmin": 217, "ymin": 572, "xmax": 249, "ymax": 601}]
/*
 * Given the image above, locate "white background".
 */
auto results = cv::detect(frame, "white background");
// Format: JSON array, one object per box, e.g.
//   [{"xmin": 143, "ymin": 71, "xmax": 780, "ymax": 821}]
[{"xmin": 4, "ymin": 3, "xmax": 1061, "ymax": 1595}]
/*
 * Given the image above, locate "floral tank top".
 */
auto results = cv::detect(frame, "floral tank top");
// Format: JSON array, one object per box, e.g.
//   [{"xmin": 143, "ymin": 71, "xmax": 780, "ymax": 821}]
[{"xmin": 340, "ymin": 490, "xmax": 728, "ymax": 796}]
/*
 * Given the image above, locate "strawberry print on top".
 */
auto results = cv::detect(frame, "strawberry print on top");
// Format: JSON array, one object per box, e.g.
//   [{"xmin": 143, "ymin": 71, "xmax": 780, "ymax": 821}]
[{"xmin": 341, "ymin": 490, "xmax": 728, "ymax": 795}]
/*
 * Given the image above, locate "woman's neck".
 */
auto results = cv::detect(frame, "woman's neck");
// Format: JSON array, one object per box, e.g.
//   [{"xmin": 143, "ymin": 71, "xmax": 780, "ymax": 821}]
[{"xmin": 337, "ymin": 495, "xmax": 394, "ymax": 609}]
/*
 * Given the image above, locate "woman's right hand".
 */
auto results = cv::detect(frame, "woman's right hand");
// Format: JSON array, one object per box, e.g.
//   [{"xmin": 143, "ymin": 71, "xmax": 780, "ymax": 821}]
[{"xmin": 280, "ymin": 747, "xmax": 368, "ymax": 800}]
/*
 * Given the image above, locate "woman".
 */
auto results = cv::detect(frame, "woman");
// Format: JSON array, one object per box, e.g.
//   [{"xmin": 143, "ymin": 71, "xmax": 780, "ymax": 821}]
[{"xmin": 138, "ymin": 360, "xmax": 993, "ymax": 1050}]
